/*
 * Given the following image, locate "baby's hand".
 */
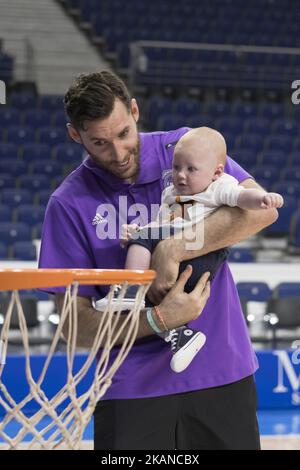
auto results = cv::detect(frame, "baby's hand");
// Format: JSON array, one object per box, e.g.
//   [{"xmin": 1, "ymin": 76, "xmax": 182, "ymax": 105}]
[
  {"xmin": 120, "ymin": 223, "xmax": 140, "ymax": 247},
  {"xmin": 261, "ymin": 193, "xmax": 284, "ymax": 209}
]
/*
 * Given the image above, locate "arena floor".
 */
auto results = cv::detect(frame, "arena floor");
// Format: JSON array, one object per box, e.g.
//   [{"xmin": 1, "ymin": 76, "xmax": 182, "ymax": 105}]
[{"xmin": 1, "ymin": 410, "xmax": 300, "ymax": 450}]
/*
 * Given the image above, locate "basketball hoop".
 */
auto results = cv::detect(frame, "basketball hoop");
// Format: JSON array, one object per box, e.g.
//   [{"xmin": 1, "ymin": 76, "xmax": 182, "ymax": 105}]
[{"xmin": 0, "ymin": 268, "xmax": 155, "ymax": 450}]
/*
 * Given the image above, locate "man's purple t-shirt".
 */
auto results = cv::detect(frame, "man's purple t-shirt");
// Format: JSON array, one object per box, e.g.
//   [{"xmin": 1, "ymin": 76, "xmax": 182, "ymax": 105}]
[{"xmin": 39, "ymin": 128, "xmax": 258, "ymax": 399}]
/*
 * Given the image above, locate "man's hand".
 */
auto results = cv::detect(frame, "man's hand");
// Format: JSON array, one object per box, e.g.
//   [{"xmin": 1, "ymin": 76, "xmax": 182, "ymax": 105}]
[
  {"xmin": 157, "ymin": 267, "xmax": 211, "ymax": 328},
  {"xmin": 55, "ymin": 267, "xmax": 211, "ymax": 348}
]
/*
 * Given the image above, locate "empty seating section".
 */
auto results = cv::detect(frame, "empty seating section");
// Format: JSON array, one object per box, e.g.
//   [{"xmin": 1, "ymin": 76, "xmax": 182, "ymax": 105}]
[
  {"xmin": 236, "ymin": 282, "xmax": 300, "ymax": 345},
  {"xmin": 0, "ymin": 93, "xmax": 85, "ymax": 260},
  {"xmin": 61, "ymin": 0, "xmax": 300, "ymax": 89},
  {"xmin": 1, "ymin": 95, "xmax": 299, "ymax": 260},
  {"xmin": 237, "ymin": 282, "xmax": 272, "ymax": 302},
  {"xmin": 1, "ymin": 1, "xmax": 300, "ymax": 260},
  {"xmin": 1, "ymin": 88, "xmax": 300, "ymax": 259}
]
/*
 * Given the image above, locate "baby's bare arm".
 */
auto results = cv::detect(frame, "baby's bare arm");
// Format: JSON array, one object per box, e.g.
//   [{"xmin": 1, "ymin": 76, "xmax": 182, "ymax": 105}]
[{"xmin": 237, "ymin": 188, "xmax": 284, "ymax": 210}]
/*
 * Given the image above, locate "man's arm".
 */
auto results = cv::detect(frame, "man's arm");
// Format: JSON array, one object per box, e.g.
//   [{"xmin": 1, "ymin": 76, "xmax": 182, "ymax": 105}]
[
  {"xmin": 148, "ymin": 178, "xmax": 278, "ymax": 303},
  {"xmin": 56, "ymin": 267, "xmax": 210, "ymax": 348}
]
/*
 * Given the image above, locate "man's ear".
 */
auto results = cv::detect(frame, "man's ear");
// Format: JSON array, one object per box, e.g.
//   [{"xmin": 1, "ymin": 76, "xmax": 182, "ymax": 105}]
[
  {"xmin": 131, "ymin": 98, "xmax": 139, "ymax": 123},
  {"xmin": 212, "ymin": 164, "xmax": 224, "ymax": 181},
  {"xmin": 67, "ymin": 123, "xmax": 82, "ymax": 144}
]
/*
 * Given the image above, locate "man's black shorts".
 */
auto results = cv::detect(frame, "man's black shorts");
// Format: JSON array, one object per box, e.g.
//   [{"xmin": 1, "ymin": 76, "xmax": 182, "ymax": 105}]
[{"xmin": 94, "ymin": 375, "xmax": 261, "ymax": 450}]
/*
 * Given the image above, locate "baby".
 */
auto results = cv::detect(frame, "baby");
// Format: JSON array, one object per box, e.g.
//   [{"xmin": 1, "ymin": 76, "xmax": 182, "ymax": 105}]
[{"xmin": 122, "ymin": 127, "xmax": 284, "ymax": 373}]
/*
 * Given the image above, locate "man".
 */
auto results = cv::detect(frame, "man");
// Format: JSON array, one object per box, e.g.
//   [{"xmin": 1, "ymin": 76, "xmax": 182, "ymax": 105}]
[{"xmin": 39, "ymin": 71, "xmax": 277, "ymax": 450}]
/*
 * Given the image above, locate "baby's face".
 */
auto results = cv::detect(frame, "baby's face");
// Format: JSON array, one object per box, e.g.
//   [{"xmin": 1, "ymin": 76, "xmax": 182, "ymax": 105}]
[{"xmin": 172, "ymin": 147, "xmax": 217, "ymax": 195}]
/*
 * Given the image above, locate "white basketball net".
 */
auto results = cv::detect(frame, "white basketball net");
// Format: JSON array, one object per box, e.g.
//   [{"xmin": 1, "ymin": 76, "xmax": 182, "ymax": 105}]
[{"xmin": 0, "ymin": 281, "xmax": 150, "ymax": 449}]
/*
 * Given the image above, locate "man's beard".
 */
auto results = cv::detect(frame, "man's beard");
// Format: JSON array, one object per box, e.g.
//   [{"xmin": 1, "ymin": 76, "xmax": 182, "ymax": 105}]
[
  {"xmin": 123, "ymin": 137, "xmax": 140, "ymax": 182},
  {"xmin": 88, "ymin": 136, "xmax": 141, "ymax": 183}
]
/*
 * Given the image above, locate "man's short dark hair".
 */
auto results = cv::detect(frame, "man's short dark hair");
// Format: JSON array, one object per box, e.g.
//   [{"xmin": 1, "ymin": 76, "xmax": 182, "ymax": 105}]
[{"xmin": 64, "ymin": 71, "xmax": 131, "ymax": 131}]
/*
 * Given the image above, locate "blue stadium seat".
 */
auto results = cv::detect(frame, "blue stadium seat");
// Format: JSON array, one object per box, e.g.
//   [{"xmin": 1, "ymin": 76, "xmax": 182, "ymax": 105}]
[
  {"xmin": 272, "ymin": 119, "xmax": 299, "ymax": 137},
  {"xmin": 231, "ymin": 148, "xmax": 258, "ymax": 168},
  {"xmin": 259, "ymin": 150, "xmax": 287, "ymax": 166},
  {"xmin": 23, "ymin": 110, "xmax": 52, "ymax": 127},
  {"xmin": 6, "ymin": 126, "xmax": 35, "ymax": 145},
  {"xmin": 281, "ymin": 166, "xmax": 300, "ymax": 183},
  {"xmin": 15, "ymin": 204, "xmax": 45, "ymax": 226},
  {"xmin": 229, "ymin": 32, "xmax": 251, "ymax": 45},
  {"xmin": 21, "ymin": 143, "xmax": 52, "ymax": 162},
  {"xmin": 10, "ymin": 94, "xmax": 37, "ymax": 110},
  {"xmin": 231, "ymin": 102, "xmax": 257, "ymax": 119},
  {"xmin": 245, "ymin": 117, "xmax": 271, "ymax": 136},
  {"xmin": 116, "ymin": 44, "xmax": 130, "ymax": 68},
  {"xmin": 0, "ymin": 174, "xmax": 14, "ymax": 190},
  {"xmin": 39, "ymin": 95, "xmax": 64, "ymax": 111},
  {"xmin": 35, "ymin": 190, "xmax": 52, "ymax": 206},
  {"xmin": 243, "ymin": 52, "xmax": 268, "ymax": 65},
  {"xmin": 254, "ymin": 33, "xmax": 273, "ymax": 46},
  {"xmin": 18, "ymin": 174, "xmax": 51, "ymax": 191},
  {"xmin": 205, "ymin": 101, "xmax": 231, "ymax": 118},
  {"xmin": 0, "ymin": 108, "xmax": 20, "ymax": 127},
  {"xmin": 0, "ymin": 222, "xmax": 31, "ymax": 244},
  {"xmin": 272, "ymin": 181, "xmax": 300, "ymax": 199},
  {"xmin": 172, "ymin": 41, "xmax": 198, "ymax": 55},
  {"xmin": 0, "ymin": 143, "xmax": 19, "ymax": 159},
  {"xmin": 250, "ymin": 165, "xmax": 280, "ymax": 185},
  {"xmin": 12, "ymin": 241, "xmax": 37, "ymax": 261},
  {"xmin": 221, "ymin": 132, "xmax": 236, "ymax": 152},
  {"xmin": 53, "ymin": 144, "xmax": 83, "ymax": 164},
  {"xmin": 273, "ymin": 282, "xmax": 300, "ymax": 298},
  {"xmin": 186, "ymin": 114, "xmax": 215, "ymax": 129},
  {"xmin": 52, "ymin": 111, "xmax": 68, "ymax": 127},
  {"xmin": 217, "ymin": 116, "xmax": 244, "ymax": 136},
  {"xmin": 92, "ymin": 11, "xmax": 114, "ymax": 39},
  {"xmin": 105, "ymin": 28, "xmax": 130, "ymax": 53},
  {"xmin": 260, "ymin": 103, "xmax": 283, "ymax": 120},
  {"xmin": 0, "ymin": 159, "xmax": 27, "ymax": 177},
  {"xmin": 173, "ymin": 98, "xmax": 200, "ymax": 117},
  {"xmin": 293, "ymin": 138, "xmax": 300, "ymax": 152},
  {"xmin": 0, "ymin": 204, "xmax": 11, "ymax": 222},
  {"xmin": 30, "ymin": 160, "xmax": 61, "ymax": 178},
  {"xmin": 236, "ymin": 282, "xmax": 272, "ymax": 302},
  {"xmin": 236, "ymin": 134, "xmax": 264, "ymax": 153},
  {"xmin": 277, "ymin": 35, "xmax": 297, "ymax": 48},
  {"xmin": 269, "ymin": 53, "xmax": 291, "ymax": 67},
  {"xmin": 38, "ymin": 127, "xmax": 67, "ymax": 145},
  {"xmin": 1, "ymin": 189, "xmax": 33, "ymax": 208},
  {"xmin": 0, "ymin": 53, "xmax": 14, "ymax": 81},
  {"xmin": 228, "ymin": 247, "xmax": 255, "ymax": 262},
  {"xmin": 195, "ymin": 49, "xmax": 218, "ymax": 63},
  {"xmin": 147, "ymin": 96, "xmax": 173, "ymax": 128},
  {"xmin": 80, "ymin": 0, "xmax": 100, "ymax": 22},
  {"xmin": 292, "ymin": 103, "xmax": 300, "ymax": 120},
  {"xmin": 156, "ymin": 114, "xmax": 187, "ymax": 131},
  {"xmin": 0, "ymin": 242, "xmax": 9, "ymax": 259},
  {"xmin": 265, "ymin": 135, "xmax": 293, "ymax": 153},
  {"xmin": 265, "ymin": 195, "xmax": 298, "ymax": 236},
  {"xmin": 289, "ymin": 152, "xmax": 300, "ymax": 166}
]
